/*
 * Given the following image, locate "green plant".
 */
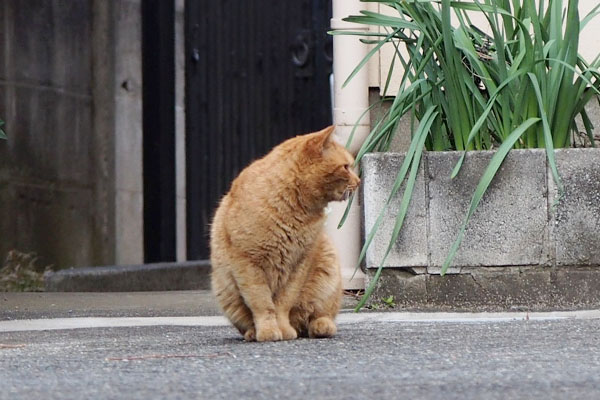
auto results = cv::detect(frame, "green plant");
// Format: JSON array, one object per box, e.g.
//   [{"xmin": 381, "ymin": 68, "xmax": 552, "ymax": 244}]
[
  {"xmin": 332, "ymin": 0, "xmax": 600, "ymax": 310},
  {"xmin": 381, "ymin": 295, "xmax": 396, "ymax": 308},
  {"xmin": 0, "ymin": 119, "xmax": 5, "ymax": 140},
  {"xmin": 0, "ymin": 250, "xmax": 52, "ymax": 292},
  {"xmin": 365, "ymin": 295, "xmax": 397, "ymax": 310}
]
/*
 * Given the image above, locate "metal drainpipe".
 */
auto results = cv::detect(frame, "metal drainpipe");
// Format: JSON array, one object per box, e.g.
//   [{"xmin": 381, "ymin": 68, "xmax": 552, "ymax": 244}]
[{"xmin": 327, "ymin": 0, "xmax": 371, "ymax": 289}]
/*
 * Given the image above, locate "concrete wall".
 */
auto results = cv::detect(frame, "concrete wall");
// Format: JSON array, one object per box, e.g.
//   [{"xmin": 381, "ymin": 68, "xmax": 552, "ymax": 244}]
[
  {"xmin": 112, "ymin": 0, "xmax": 143, "ymax": 265},
  {"xmin": 0, "ymin": 0, "xmax": 144, "ymax": 269},
  {"xmin": 361, "ymin": 148, "xmax": 600, "ymax": 310},
  {"xmin": 0, "ymin": 0, "xmax": 97, "ymax": 268},
  {"xmin": 361, "ymin": 149, "xmax": 600, "ymax": 273}
]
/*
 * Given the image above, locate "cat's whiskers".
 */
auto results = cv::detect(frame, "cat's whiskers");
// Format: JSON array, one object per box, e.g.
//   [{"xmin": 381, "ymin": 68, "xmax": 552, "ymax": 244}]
[{"xmin": 341, "ymin": 187, "xmax": 353, "ymax": 201}]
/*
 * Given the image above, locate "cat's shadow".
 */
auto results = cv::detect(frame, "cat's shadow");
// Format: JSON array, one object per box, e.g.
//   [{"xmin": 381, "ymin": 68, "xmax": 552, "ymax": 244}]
[{"xmin": 217, "ymin": 334, "xmax": 341, "ymax": 346}]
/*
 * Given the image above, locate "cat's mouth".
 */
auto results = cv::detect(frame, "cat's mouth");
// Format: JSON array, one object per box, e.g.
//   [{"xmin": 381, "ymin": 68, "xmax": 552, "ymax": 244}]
[{"xmin": 340, "ymin": 186, "xmax": 357, "ymax": 201}]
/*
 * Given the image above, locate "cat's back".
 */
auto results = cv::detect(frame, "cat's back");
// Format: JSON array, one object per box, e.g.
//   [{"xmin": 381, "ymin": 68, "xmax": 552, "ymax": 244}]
[
  {"xmin": 214, "ymin": 142, "xmax": 292, "ymax": 214},
  {"xmin": 210, "ymin": 139, "xmax": 302, "ymax": 253}
]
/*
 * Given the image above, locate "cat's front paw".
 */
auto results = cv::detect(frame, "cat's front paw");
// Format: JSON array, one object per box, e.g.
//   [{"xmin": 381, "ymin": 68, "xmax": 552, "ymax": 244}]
[
  {"xmin": 279, "ymin": 323, "xmax": 298, "ymax": 341},
  {"xmin": 256, "ymin": 320, "xmax": 283, "ymax": 342}
]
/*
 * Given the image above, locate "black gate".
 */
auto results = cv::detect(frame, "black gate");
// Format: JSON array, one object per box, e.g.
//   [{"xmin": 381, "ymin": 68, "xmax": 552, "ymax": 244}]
[
  {"xmin": 185, "ymin": 0, "xmax": 333, "ymax": 259},
  {"xmin": 143, "ymin": 0, "xmax": 176, "ymax": 263}
]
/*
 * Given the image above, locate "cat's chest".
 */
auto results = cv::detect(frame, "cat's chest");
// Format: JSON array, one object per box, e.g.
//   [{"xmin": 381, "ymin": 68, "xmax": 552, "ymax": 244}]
[
  {"xmin": 267, "ymin": 214, "xmax": 323, "ymax": 265},
  {"xmin": 277, "ymin": 214, "xmax": 321, "ymax": 242}
]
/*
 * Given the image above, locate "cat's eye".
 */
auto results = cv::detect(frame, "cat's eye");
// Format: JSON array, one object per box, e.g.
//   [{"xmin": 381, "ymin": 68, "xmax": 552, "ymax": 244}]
[{"xmin": 343, "ymin": 164, "xmax": 351, "ymax": 171}]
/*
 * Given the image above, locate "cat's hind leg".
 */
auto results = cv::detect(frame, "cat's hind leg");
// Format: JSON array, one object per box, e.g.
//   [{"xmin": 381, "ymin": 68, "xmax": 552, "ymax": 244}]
[
  {"xmin": 308, "ymin": 316, "xmax": 337, "ymax": 338},
  {"xmin": 212, "ymin": 268, "xmax": 255, "ymax": 340}
]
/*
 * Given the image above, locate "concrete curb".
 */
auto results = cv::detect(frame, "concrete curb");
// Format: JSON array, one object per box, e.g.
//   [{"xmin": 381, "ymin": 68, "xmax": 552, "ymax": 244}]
[
  {"xmin": 4, "ymin": 309, "xmax": 600, "ymax": 332},
  {"xmin": 366, "ymin": 267, "xmax": 600, "ymax": 311},
  {"xmin": 44, "ymin": 261, "xmax": 211, "ymax": 292}
]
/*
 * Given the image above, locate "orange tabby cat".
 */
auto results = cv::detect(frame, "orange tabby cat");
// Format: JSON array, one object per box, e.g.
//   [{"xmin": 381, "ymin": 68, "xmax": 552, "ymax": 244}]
[{"xmin": 210, "ymin": 125, "xmax": 360, "ymax": 342}]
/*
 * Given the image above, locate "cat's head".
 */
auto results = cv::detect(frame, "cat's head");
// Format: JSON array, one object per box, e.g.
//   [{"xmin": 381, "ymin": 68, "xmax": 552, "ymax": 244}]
[{"xmin": 297, "ymin": 125, "xmax": 361, "ymax": 203}]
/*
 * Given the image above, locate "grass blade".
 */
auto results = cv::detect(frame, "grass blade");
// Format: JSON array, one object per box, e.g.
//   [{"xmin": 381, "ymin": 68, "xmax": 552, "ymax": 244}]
[
  {"xmin": 527, "ymin": 72, "xmax": 563, "ymax": 193},
  {"xmin": 356, "ymin": 107, "xmax": 438, "ymax": 311},
  {"xmin": 337, "ymin": 28, "xmax": 399, "ymax": 89}
]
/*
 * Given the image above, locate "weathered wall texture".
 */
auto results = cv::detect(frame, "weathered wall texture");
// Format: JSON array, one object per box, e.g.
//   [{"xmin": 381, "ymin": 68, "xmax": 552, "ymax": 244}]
[
  {"xmin": 112, "ymin": 0, "xmax": 143, "ymax": 265},
  {"xmin": 362, "ymin": 148, "xmax": 600, "ymax": 271},
  {"xmin": 361, "ymin": 148, "xmax": 600, "ymax": 310},
  {"xmin": 0, "ymin": 1, "xmax": 96, "ymax": 268},
  {"xmin": 0, "ymin": 0, "xmax": 143, "ymax": 269}
]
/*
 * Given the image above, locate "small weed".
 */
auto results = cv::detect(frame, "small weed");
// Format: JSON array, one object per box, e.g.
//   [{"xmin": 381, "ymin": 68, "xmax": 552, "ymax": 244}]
[
  {"xmin": 381, "ymin": 295, "xmax": 396, "ymax": 308},
  {"xmin": 366, "ymin": 295, "xmax": 397, "ymax": 310},
  {"xmin": 0, "ymin": 250, "xmax": 53, "ymax": 292}
]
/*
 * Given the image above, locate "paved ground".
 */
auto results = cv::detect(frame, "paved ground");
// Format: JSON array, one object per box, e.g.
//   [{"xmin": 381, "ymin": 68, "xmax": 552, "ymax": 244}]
[{"xmin": 2, "ymin": 292, "xmax": 600, "ymax": 399}]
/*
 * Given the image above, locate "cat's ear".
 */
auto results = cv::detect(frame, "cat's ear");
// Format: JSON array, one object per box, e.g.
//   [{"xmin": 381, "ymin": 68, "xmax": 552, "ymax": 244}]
[{"xmin": 306, "ymin": 125, "xmax": 336, "ymax": 154}]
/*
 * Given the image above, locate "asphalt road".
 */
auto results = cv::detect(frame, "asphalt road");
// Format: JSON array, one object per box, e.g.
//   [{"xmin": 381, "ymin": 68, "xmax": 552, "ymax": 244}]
[{"xmin": 2, "ymin": 315, "xmax": 600, "ymax": 400}]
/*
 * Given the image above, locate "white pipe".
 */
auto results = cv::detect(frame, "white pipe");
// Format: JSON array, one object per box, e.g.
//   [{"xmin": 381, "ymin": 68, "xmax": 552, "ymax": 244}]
[
  {"xmin": 327, "ymin": 0, "xmax": 371, "ymax": 290},
  {"xmin": 331, "ymin": 0, "xmax": 371, "ymax": 154}
]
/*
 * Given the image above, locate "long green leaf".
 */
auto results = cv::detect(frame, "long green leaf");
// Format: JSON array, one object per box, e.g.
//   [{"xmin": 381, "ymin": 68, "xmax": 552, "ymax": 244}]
[
  {"xmin": 343, "ymin": 12, "xmax": 419, "ymax": 30},
  {"xmin": 451, "ymin": 69, "xmax": 528, "ymax": 178},
  {"xmin": 340, "ymin": 28, "xmax": 399, "ymax": 89},
  {"xmin": 527, "ymin": 72, "xmax": 563, "ymax": 193},
  {"xmin": 356, "ymin": 107, "xmax": 438, "ymax": 311},
  {"xmin": 354, "ymin": 109, "xmax": 436, "ymax": 272}
]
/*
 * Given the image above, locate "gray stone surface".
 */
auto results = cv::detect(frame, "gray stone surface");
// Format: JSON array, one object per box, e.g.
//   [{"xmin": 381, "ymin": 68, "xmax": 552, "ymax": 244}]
[
  {"xmin": 587, "ymin": 101, "xmax": 600, "ymax": 132},
  {"xmin": 361, "ymin": 153, "xmax": 428, "ymax": 269},
  {"xmin": 552, "ymin": 148, "xmax": 600, "ymax": 266},
  {"xmin": 0, "ymin": 1, "xmax": 96, "ymax": 269},
  {"xmin": 44, "ymin": 261, "xmax": 212, "ymax": 292},
  {"xmin": 367, "ymin": 267, "xmax": 600, "ymax": 311},
  {"xmin": 364, "ymin": 268, "xmax": 428, "ymax": 306},
  {"xmin": 8, "ymin": 183, "xmax": 94, "ymax": 268},
  {"xmin": 91, "ymin": 0, "xmax": 118, "ymax": 265},
  {"xmin": 368, "ymin": 88, "xmax": 413, "ymax": 153},
  {"xmin": 4, "ymin": 0, "xmax": 92, "ymax": 92},
  {"xmin": 114, "ymin": 0, "xmax": 143, "ymax": 264},
  {"xmin": 0, "ymin": 0, "xmax": 145, "ymax": 268},
  {"xmin": 428, "ymin": 149, "xmax": 548, "ymax": 267},
  {"xmin": 2, "ymin": 86, "xmax": 93, "ymax": 184},
  {"xmin": 3, "ymin": 317, "xmax": 600, "ymax": 399},
  {"xmin": 361, "ymin": 150, "xmax": 549, "ymax": 271},
  {"xmin": 362, "ymin": 147, "xmax": 600, "ymax": 309}
]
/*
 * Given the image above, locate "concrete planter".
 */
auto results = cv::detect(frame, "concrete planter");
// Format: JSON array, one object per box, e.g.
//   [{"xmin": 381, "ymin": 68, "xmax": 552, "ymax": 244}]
[{"xmin": 361, "ymin": 148, "xmax": 600, "ymax": 311}]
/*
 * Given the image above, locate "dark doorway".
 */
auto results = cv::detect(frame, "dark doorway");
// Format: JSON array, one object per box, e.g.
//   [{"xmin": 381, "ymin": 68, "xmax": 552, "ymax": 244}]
[
  {"xmin": 185, "ymin": 0, "xmax": 333, "ymax": 259},
  {"xmin": 142, "ymin": 0, "xmax": 176, "ymax": 262}
]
